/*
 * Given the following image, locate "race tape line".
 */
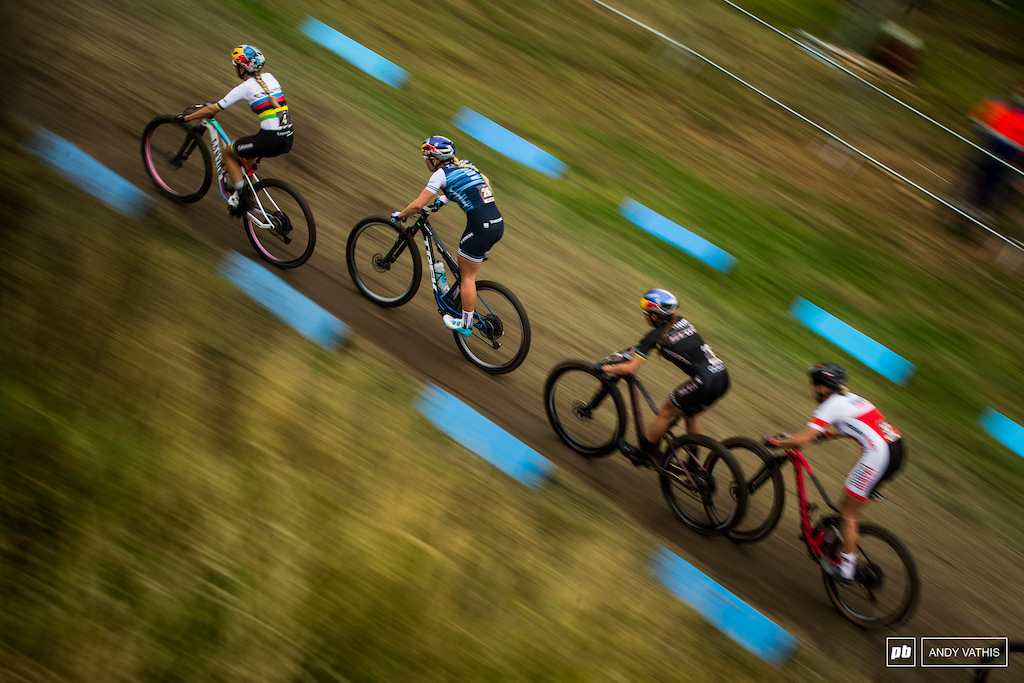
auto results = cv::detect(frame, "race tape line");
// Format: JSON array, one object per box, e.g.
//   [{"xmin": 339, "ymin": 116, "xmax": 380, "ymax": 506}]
[
  {"xmin": 651, "ymin": 546, "xmax": 798, "ymax": 665},
  {"xmin": 452, "ymin": 107, "xmax": 568, "ymax": 179},
  {"xmin": 299, "ymin": 16, "xmax": 408, "ymax": 88},
  {"xmin": 415, "ymin": 383, "xmax": 554, "ymax": 488},
  {"xmin": 218, "ymin": 251, "xmax": 349, "ymax": 350},
  {"xmin": 789, "ymin": 297, "xmax": 915, "ymax": 385},
  {"xmin": 30, "ymin": 128, "xmax": 152, "ymax": 220},
  {"xmin": 978, "ymin": 408, "xmax": 1024, "ymax": 459},
  {"xmin": 619, "ymin": 198, "xmax": 737, "ymax": 273}
]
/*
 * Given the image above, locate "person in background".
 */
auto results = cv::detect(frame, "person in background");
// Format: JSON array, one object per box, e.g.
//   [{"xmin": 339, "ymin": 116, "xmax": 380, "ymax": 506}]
[{"xmin": 958, "ymin": 85, "xmax": 1024, "ymax": 232}]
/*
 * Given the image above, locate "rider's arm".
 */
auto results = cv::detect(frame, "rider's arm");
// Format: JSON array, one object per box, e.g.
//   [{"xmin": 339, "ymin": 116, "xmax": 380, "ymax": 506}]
[
  {"xmin": 182, "ymin": 102, "xmax": 219, "ymax": 123},
  {"xmin": 395, "ymin": 188, "xmax": 437, "ymax": 220},
  {"xmin": 771, "ymin": 425, "xmax": 822, "ymax": 449},
  {"xmin": 600, "ymin": 354, "xmax": 645, "ymax": 376}
]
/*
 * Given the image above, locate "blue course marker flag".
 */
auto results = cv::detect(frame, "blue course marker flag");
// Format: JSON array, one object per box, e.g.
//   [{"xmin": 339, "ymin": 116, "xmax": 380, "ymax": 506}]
[
  {"xmin": 30, "ymin": 128, "xmax": 153, "ymax": 220},
  {"xmin": 452, "ymin": 107, "xmax": 568, "ymax": 179},
  {"xmin": 978, "ymin": 408, "xmax": 1024, "ymax": 459},
  {"xmin": 415, "ymin": 383, "xmax": 554, "ymax": 488},
  {"xmin": 788, "ymin": 297, "xmax": 915, "ymax": 385},
  {"xmin": 218, "ymin": 251, "xmax": 349, "ymax": 350},
  {"xmin": 651, "ymin": 546, "xmax": 798, "ymax": 666},
  {"xmin": 619, "ymin": 199, "xmax": 737, "ymax": 274},
  {"xmin": 299, "ymin": 16, "xmax": 408, "ymax": 89}
]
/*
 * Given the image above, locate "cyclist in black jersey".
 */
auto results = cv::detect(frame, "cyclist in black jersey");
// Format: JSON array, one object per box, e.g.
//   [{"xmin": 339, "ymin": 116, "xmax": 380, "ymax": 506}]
[
  {"xmin": 391, "ymin": 136, "xmax": 503, "ymax": 337},
  {"xmin": 597, "ymin": 289, "xmax": 730, "ymax": 465}
]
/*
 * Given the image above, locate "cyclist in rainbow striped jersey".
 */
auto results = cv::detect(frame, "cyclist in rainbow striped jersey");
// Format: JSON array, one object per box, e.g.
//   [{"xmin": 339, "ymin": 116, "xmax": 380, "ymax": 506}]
[
  {"xmin": 765, "ymin": 363, "xmax": 905, "ymax": 584},
  {"xmin": 179, "ymin": 44, "xmax": 293, "ymax": 217},
  {"xmin": 391, "ymin": 136, "xmax": 503, "ymax": 337}
]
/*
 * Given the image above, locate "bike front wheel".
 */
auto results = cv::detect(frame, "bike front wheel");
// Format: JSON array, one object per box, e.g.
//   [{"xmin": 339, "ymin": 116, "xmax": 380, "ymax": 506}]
[
  {"xmin": 543, "ymin": 360, "xmax": 626, "ymax": 457},
  {"xmin": 346, "ymin": 217, "xmax": 422, "ymax": 307},
  {"xmin": 141, "ymin": 116, "xmax": 212, "ymax": 203},
  {"xmin": 824, "ymin": 523, "xmax": 919, "ymax": 629},
  {"xmin": 722, "ymin": 436, "xmax": 786, "ymax": 543},
  {"xmin": 660, "ymin": 434, "xmax": 746, "ymax": 535},
  {"xmin": 244, "ymin": 178, "xmax": 316, "ymax": 269},
  {"xmin": 454, "ymin": 281, "xmax": 531, "ymax": 374}
]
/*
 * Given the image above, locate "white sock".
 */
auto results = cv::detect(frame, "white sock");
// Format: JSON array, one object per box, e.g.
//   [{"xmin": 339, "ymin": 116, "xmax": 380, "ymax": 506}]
[
  {"xmin": 461, "ymin": 310, "xmax": 473, "ymax": 328},
  {"xmin": 840, "ymin": 551, "xmax": 857, "ymax": 578},
  {"xmin": 233, "ymin": 179, "xmax": 244, "ymax": 191}
]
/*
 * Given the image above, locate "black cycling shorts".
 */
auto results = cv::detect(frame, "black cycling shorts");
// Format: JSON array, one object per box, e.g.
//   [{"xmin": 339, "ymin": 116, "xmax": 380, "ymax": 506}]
[
  {"xmin": 669, "ymin": 370, "xmax": 730, "ymax": 416},
  {"xmin": 233, "ymin": 128, "xmax": 293, "ymax": 159},
  {"xmin": 458, "ymin": 204, "xmax": 504, "ymax": 262}
]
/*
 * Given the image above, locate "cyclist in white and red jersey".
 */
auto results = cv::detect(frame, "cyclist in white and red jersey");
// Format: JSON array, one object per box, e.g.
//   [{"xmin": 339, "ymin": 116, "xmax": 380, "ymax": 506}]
[
  {"xmin": 765, "ymin": 362, "xmax": 905, "ymax": 584},
  {"xmin": 179, "ymin": 44, "xmax": 293, "ymax": 217}
]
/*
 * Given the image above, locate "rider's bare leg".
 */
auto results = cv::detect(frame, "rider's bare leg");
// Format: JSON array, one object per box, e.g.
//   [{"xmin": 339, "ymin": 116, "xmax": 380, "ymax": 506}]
[
  {"xmin": 645, "ymin": 400, "xmax": 685, "ymax": 447},
  {"xmin": 839, "ymin": 494, "xmax": 867, "ymax": 555},
  {"xmin": 224, "ymin": 148, "xmax": 244, "ymax": 187}
]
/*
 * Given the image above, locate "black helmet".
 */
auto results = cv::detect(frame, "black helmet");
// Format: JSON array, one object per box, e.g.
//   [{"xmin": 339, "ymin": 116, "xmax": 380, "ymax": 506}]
[{"xmin": 808, "ymin": 362, "xmax": 846, "ymax": 390}]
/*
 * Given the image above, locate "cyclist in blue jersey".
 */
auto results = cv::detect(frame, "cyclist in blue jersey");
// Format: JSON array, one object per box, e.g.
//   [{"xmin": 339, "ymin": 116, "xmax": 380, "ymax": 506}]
[
  {"xmin": 391, "ymin": 136, "xmax": 503, "ymax": 337},
  {"xmin": 179, "ymin": 44, "xmax": 294, "ymax": 217}
]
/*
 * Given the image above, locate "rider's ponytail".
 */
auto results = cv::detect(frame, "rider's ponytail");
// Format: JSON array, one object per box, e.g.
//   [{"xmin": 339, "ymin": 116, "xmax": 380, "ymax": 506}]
[
  {"xmin": 253, "ymin": 72, "xmax": 281, "ymax": 109},
  {"xmin": 452, "ymin": 157, "xmax": 492, "ymax": 191},
  {"xmin": 655, "ymin": 314, "xmax": 679, "ymax": 348}
]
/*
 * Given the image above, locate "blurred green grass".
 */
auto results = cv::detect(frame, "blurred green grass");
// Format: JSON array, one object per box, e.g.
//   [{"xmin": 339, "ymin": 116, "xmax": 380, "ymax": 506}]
[{"xmin": 0, "ymin": 122, "xmax": 831, "ymax": 680}]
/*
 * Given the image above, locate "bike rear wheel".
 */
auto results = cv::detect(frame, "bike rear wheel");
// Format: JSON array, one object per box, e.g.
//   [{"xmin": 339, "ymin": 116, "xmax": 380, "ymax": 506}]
[
  {"xmin": 454, "ymin": 281, "xmax": 531, "ymax": 374},
  {"xmin": 244, "ymin": 178, "xmax": 316, "ymax": 268},
  {"xmin": 543, "ymin": 361, "xmax": 625, "ymax": 457},
  {"xmin": 141, "ymin": 116, "xmax": 212, "ymax": 203},
  {"xmin": 823, "ymin": 523, "xmax": 919, "ymax": 628},
  {"xmin": 346, "ymin": 217, "xmax": 422, "ymax": 307},
  {"xmin": 722, "ymin": 436, "xmax": 786, "ymax": 543},
  {"xmin": 660, "ymin": 434, "xmax": 746, "ymax": 535}
]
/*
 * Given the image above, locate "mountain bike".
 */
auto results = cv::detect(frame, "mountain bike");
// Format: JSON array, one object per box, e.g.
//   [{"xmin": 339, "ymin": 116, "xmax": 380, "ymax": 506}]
[
  {"xmin": 346, "ymin": 205, "xmax": 530, "ymax": 374},
  {"xmin": 723, "ymin": 438, "xmax": 918, "ymax": 628},
  {"xmin": 543, "ymin": 356, "xmax": 746, "ymax": 534},
  {"xmin": 141, "ymin": 108, "xmax": 316, "ymax": 268}
]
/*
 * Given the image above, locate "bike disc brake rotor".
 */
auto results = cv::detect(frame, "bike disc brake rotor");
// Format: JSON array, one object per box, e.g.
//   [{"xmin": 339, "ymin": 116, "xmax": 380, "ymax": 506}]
[
  {"xmin": 856, "ymin": 562, "xmax": 884, "ymax": 591},
  {"xmin": 166, "ymin": 151, "xmax": 185, "ymax": 169},
  {"xmin": 269, "ymin": 210, "xmax": 292, "ymax": 241},
  {"xmin": 478, "ymin": 314, "xmax": 503, "ymax": 342},
  {"xmin": 571, "ymin": 400, "xmax": 594, "ymax": 420}
]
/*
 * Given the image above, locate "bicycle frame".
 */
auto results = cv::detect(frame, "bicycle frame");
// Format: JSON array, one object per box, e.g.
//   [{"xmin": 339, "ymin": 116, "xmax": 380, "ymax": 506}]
[
  {"xmin": 191, "ymin": 118, "xmax": 259, "ymax": 194},
  {"xmin": 759, "ymin": 447, "xmax": 839, "ymax": 557},
  {"xmin": 191, "ymin": 117, "xmax": 289, "ymax": 233},
  {"xmin": 405, "ymin": 212, "xmax": 463, "ymax": 316},
  {"xmin": 611, "ymin": 372, "xmax": 705, "ymax": 487}
]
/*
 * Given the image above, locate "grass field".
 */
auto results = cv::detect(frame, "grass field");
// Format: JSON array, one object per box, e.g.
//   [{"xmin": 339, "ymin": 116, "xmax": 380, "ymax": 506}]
[
  {"xmin": 0, "ymin": 119, "xmax": 838, "ymax": 680},
  {"xmin": 4, "ymin": 0, "xmax": 1024, "ymax": 678}
]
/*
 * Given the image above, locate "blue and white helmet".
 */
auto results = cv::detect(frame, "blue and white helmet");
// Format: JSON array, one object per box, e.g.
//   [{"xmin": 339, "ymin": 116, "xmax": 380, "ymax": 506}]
[
  {"xmin": 639, "ymin": 288, "xmax": 678, "ymax": 319},
  {"xmin": 421, "ymin": 135, "xmax": 456, "ymax": 161},
  {"xmin": 231, "ymin": 44, "xmax": 265, "ymax": 74}
]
